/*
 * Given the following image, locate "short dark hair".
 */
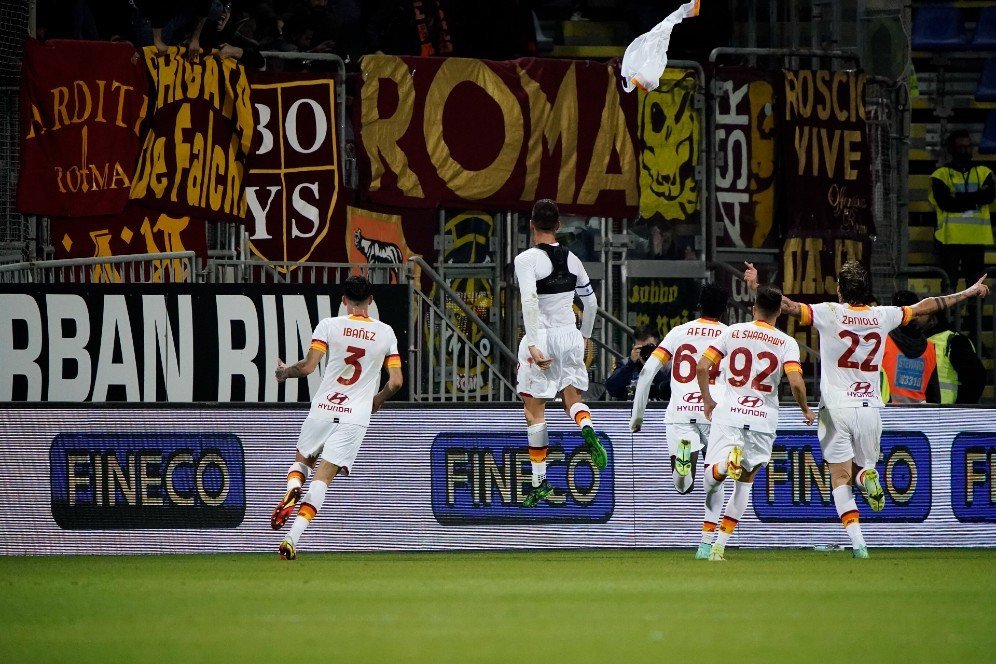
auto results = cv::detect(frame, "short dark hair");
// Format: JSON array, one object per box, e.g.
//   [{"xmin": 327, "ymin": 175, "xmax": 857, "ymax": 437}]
[
  {"xmin": 343, "ymin": 275, "xmax": 372, "ymax": 304},
  {"xmin": 632, "ymin": 324, "xmax": 657, "ymax": 343},
  {"xmin": 947, "ymin": 129, "xmax": 972, "ymax": 151},
  {"xmin": 531, "ymin": 199, "xmax": 559, "ymax": 231},
  {"xmin": 838, "ymin": 260, "xmax": 870, "ymax": 305},
  {"xmin": 699, "ymin": 283, "xmax": 728, "ymax": 320},
  {"xmin": 892, "ymin": 289, "xmax": 919, "ymax": 307},
  {"xmin": 755, "ymin": 286, "xmax": 783, "ymax": 317}
]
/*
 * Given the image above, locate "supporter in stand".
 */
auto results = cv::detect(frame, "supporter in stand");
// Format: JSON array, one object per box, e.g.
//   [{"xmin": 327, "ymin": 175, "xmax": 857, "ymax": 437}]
[
  {"xmin": 605, "ymin": 325, "xmax": 667, "ymax": 401},
  {"xmin": 199, "ymin": 1, "xmax": 265, "ymax": 69}
]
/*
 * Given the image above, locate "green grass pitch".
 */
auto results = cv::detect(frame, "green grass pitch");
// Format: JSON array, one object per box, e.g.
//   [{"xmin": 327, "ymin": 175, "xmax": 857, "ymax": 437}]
[{"xmin": 2, "ymin": 548, "xmax": 993, "ymax": 663}]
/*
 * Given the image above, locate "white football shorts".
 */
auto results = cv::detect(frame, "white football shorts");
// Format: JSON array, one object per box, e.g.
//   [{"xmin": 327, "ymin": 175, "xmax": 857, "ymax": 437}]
[
  {"xmin": 665, "ymin": 421, "xmax": 710, "ymax": 457},
  {"xmin": 295, "ymin": 415, "xmax": 367, "ymax": 476},
  {"xmin": 516, "ymin": 326, "xmax": 588, "ymax": 399},
  {"xmin": 818, "ymin": 406, "xmax": 883, "ymax": 468},
  {"xmin": 704, "ymin": 422, "xmax": 776, "ymax": 472}
]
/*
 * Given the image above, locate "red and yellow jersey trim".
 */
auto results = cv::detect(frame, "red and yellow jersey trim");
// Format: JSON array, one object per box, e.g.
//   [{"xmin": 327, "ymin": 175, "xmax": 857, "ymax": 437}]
[
  {"xmin": 385, "ymin": 353, "xmax": 402, "ymax": 368},
  {"xmin": 651, "ymin": 347, "xmax": 671, "ymax": 364},
  {"xmin": 753, "ymin": 320, "xmax": 776, "ymax": 330},
  {"xmin": 348, "ymin": 315, "xmax": 373, "ymax": 322},
  {"xmin": 799, "ymin": 304, "xmax": 814, "ymax": 326},
  {"xmin": 846, "ymin": 305, "xmax": 871, "ymax": 311},
  {"xmin": 901, "ymin": 306, "xmax": 914, "ymax": 326},
  {"xmin": 310, "ymin": 339, "xmax": 329, "ymax": 354},
  {"xmin": 784, "ymin": 360, "xmax": 803, "ymax": 374},
  {"xmin": 697, "ymin": 317, "xmax": 722, "ymax": 325},
  {"xmin": 702, "ymin": 346, "xmax": 724, "ymax": 364}
]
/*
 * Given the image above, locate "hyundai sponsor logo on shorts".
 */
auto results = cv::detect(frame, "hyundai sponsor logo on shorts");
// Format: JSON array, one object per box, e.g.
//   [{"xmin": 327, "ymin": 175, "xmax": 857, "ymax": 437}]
[
  {"xmin": 430, "ymin": 432, "xmax": 614, "ymax": 524},
  {"xmin": 50, "ymin": 433, "xmax": 246, "ymax": 529},
  {"xmin": 753, "ymin": 431, "xmax": 931, "ymax": 522},
  {"xmin": 950, "ymin": 432, "xmax": 996, "ymax": 522}
]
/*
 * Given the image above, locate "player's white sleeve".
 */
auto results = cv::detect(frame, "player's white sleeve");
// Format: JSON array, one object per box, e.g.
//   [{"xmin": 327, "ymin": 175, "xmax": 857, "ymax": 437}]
[
  {"xmin": 630, "ymin": 354, "xmax": 664, "ymax": 431},
  {"xmin": 574, "ymin": 258, "xmax": 597, "ymax": 338},
  {"xmin": 515, "ymin": 252, "xmax": 541, "ymax": 347}
]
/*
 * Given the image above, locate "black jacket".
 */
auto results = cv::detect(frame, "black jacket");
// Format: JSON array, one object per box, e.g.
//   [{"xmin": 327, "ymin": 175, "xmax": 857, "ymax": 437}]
[{"xmin": 605, "ymin": 359, "xmax": 669, "ymax": 401}]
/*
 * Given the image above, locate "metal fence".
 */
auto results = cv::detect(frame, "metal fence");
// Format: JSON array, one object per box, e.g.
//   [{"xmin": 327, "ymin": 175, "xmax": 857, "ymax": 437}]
[{"xmin": 0, "ymin": 251, "xmax": 198, "ymax": 283}]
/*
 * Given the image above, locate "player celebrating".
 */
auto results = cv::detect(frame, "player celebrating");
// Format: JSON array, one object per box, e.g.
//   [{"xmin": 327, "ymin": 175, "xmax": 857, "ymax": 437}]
[
  {"xmin": 515, "ymin": 199, "xmax": 608, "ymax": 508},
  {"xmin": 695, "ymin": 286, "xmax": 816, "ymax": 561},
  {"xmin": 270, "ymin": 275, "xmax": 403, "ymax": 560},
  {"xmin": 630, "ymin": 283, "xmax": 729, "ymax": 496},
  {"xmin": 745, "ymin": 260, "xmax": 988, "ymax": 558}
]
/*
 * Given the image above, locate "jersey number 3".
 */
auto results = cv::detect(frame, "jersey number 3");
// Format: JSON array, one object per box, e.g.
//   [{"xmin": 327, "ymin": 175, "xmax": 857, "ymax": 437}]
[
  {"xmin": 837, "ymin": 331, "xmax": 882, "ymax": 371},
  {"xmin": 337, "ymin": 346, "xmax": 366, "ymax": 386}
]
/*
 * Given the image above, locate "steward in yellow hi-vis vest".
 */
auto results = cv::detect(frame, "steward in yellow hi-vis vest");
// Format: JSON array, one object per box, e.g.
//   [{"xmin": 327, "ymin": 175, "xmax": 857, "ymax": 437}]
[{"xmin": 929, "ymin": 131, "xmax": 996, "ymax": 294}]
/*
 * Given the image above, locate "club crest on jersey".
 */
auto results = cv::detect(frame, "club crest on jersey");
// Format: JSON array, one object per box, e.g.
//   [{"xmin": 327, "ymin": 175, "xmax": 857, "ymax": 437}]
[
  {"xmin": 738, "ymin": 395, "xmax": 763, "ymax": 408},
  {"xmin": 848, "ymin": 381, "xmax": 874, "ymax": 397}
]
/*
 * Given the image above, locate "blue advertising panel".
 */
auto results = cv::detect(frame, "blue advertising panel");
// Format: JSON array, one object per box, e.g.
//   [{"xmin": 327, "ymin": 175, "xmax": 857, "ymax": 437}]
[
  {"xmin": 50, "ymin": 433, "xmax": 245, "ymax": 529},
  {"xmin": 753, "ymin": 430, "xmax": 931, "ymax": 522},
  {"xmin": 950, "ymin": 432, "xmax": 996, "ymax": 522},
  {"xmin": 430, "ymin": 431, "xmax": 614, "ymax": 524}
]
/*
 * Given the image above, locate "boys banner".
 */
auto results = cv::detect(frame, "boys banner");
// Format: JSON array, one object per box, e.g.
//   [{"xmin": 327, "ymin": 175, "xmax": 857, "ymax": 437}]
[
  {"xmin": 714, "ymin": 67, "xmax": 778, "ymax": 249},
  {"xmin": 130, "ymin": 47, "xmax": 254, "ymax": 224},
  {"xmin": 245, "ymin": 73, "xmax": 340, "ymax": 268},
  {"xmin": 357, "ymin": 54, "xmax": 639, "ymax": 217},
  {"xmin": 17, "ymin": 39, "xmax": 148, "ymax": 217}
]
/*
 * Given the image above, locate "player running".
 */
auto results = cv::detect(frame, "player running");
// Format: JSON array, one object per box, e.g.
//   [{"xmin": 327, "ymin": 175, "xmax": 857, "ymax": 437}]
[
  {"xmin": 629, "ymin": 283, "xmax": 729, "ymax": 497},
  {"xmin": 695, "ymin": 286, "xmax": 816, "ymax": 561},
  {"xmin": 745, "ymin": 260, "xmax": 988, "ymax": 558},
  {"xmin": 270, "ymin": 275, "xmax": 403, "ymax": 560},
  {"xmin": 515, "ymin": 199, "xmax": 608, "ymax": 508}
]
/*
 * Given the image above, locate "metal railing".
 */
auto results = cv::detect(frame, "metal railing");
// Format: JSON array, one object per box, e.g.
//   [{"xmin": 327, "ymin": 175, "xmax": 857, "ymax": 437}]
[
  {"xmin": 207, "ymin": 259, "xmax": 406, "ymax": 285},
  {"xmin": 0, "ymin": 252, "xmax": 199, "ymax": 283}
]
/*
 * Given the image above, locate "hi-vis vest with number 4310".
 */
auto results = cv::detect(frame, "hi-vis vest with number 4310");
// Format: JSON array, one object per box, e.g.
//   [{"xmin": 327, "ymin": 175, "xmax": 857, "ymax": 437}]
[{"xmin": 930, "ymin": 165, "xmax": 994, "ymax": 245}]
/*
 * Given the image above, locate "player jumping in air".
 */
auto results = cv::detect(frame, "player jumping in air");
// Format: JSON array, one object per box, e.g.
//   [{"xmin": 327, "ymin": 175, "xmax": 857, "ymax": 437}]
[
  {"xmin": 630, "ymin": 284, "xmax": 729, "ymax": 503},
  {"xmin": 515, "ymin": 199, "xmax": 608, "ymax": 508},
  {"xmin": 745, "ymin": 260, "xmax": 988, "ymax": 557},
  {"xmin": 695, "ymin": 286, "xmax": 816, "ymax": 561},
  {"xmin": 270, "ymin": 275, "xmax": 403, "ymax": 560}
]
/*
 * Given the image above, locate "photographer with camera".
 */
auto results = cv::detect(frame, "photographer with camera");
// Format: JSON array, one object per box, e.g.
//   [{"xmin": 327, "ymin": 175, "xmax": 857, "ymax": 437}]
[{"xmin": 605, "ymin": 325, "xmax": 667, "ymax": 400}]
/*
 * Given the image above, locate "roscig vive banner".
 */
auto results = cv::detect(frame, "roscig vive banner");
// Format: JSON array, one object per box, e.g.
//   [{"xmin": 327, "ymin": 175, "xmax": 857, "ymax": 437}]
[
  {"xmin": 0, "ymin": 284, "xmax": 410, "ymax": 402},
  {"xmin": 0, "ymin": 406, "xmax": 993, "ymax": 555}
]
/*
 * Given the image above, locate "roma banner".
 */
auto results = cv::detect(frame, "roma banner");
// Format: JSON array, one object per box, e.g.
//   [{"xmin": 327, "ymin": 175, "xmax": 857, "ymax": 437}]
[
  {"xmin": 357, "ymin": 54, "xmax": 639, "ymax": 217},
  {"xmin": 17, "ymin": 38, "xmax": 148, "ymax": 217},
  {"xmin": 714, "ymin": 67, "xmax": 778, "ymax": 248},
  {"xmin": 636, "ymin": 68, "xmax": 700, "ymax": 223},
  {"xmin": 780, "ymin": 70, "xmax": 873, "ymax": 240},
  {"xmin": 345, "ymin": 206, "xmax": 421, "ymax": 284},
  {"xmin": 130, "ymin": 46, "xmax": 254, "ymax": 223},
  {"xmin": 245, "ymin": 72, "xmax": 340, "ymax": 268},
  {"xmin": 50, "ymin": 203, "xmax": 208, "ymax": 283},
  {"xmin": 627, "ymin": 278, "xmax": 701, "ymax": 339}
]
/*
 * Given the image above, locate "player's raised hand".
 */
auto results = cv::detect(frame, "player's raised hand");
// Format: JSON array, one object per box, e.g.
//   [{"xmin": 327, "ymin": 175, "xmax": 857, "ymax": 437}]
[
  {"xmin": 969, "ymin": 274, "xmax": 990, "ymax": 298},
  {"xmin": 529, "ymin": 345, "xmax": 552, "ymax": 370},
  {"xmin": 801, "ymin": 406, "xmax": 816, "ymax": 426},
  {"xmin": 275, "ymin": 358, "xmax": 288, "ymax": 382},
  {"xmin": 743, "ymin": 262, "xmax": 759, "ymax": 290}
]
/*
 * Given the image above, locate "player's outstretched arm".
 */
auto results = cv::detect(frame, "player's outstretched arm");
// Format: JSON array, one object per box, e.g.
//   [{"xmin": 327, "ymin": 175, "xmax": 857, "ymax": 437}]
[
  {"xmin": 372, "ymin": 366, "xmax": 403, "ymax": 414},
  {"xmin": 909, "ymin": 274, "xmax": 990, "ymax": 318},
  {"xmin": 787, "ymin": 371, "xmax": 816, "ymax": 425},
  {"xmin": 744, "ymin": 262, "xmax": 802, "ymax": 317},
  {"xmin": 695, "ymin": 356, "xmax": 718, "ymax": 421},
  {"xmin": 275, "ymin": 349, "xmax": 323, "ymax": 382},
  {"xmin": 630, "ymin": 355, "xmax": 664, "ymax": 432}
]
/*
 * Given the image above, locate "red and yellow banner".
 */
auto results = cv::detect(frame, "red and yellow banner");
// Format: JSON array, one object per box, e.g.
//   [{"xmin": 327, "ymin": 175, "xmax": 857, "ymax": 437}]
[
  {"xmin": 130, "ymin": 46, "xmax": 254, "ymax": 223},
  {"xmin": 356, "ymin": 54, "xmax": 639, "ymax": 217},
  {"xmin": 17, "ymin": 38, "xmax": 148, "ymax": 217}
]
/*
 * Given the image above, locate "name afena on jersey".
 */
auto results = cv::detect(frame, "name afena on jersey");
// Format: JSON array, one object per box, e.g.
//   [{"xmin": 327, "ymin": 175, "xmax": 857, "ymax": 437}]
[
  {"xmin": 343, "ymin": 327, "xmax": 376, "ymax": 341},
  {"xmin": 731, "ymin": 328, "xmax": 785, "ymax": 345},
  {"xmin": 685, "ymin": 326, "xmax": 723, "ymax": 338}
]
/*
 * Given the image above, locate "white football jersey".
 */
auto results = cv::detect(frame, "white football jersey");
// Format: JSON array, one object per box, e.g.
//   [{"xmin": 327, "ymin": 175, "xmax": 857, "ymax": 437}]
[
  {"xmin": 801, "ymin": 302, "xmax": 912, "ymax": 408},
  {"xmin": 308, "ymin": 315, "xmax": 401, "ymax": 427},
  {"xmin": 704, "ymin": 321, "xmax": 802, "ymax": 433},
  {"xmin": 513, "ymin": 245, "xmax": 594, "ymax": 330},
  {"xmin": 651, "ymin": 317, "xmax": 727, "ymax": 423}
]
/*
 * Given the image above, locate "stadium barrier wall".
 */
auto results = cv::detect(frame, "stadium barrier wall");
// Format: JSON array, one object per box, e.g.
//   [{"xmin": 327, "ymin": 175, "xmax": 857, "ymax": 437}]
[{"xmin": 1, "ymin": 405, "xmax": 994, "ymax": 556}]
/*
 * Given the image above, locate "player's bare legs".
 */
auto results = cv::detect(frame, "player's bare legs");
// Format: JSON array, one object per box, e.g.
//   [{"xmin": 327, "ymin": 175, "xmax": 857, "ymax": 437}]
[
  {"xmin": 709, "ymin": 465, "xmax": 759, "ymax": 561},
  {"xmin": 522, "ymin": 395, "xmax": 554, "ymax": 507},
  {"xmin": 271, "ymin": 451, "xmax": 316, "ymax": 530},
  {"xmin": 279, "ymin": 460, "xmax": 340, "ymax": 560},
  {"xmin": 829, "ymin": 460, "xmax": 870, "ymax": 558},
  {"xmin": 561, "ymin": 386, "xmax": 607, "ymax": 469},
  {"xmin": 698, "ymin": 461, "xmax": 728, "ymax": 558}
]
